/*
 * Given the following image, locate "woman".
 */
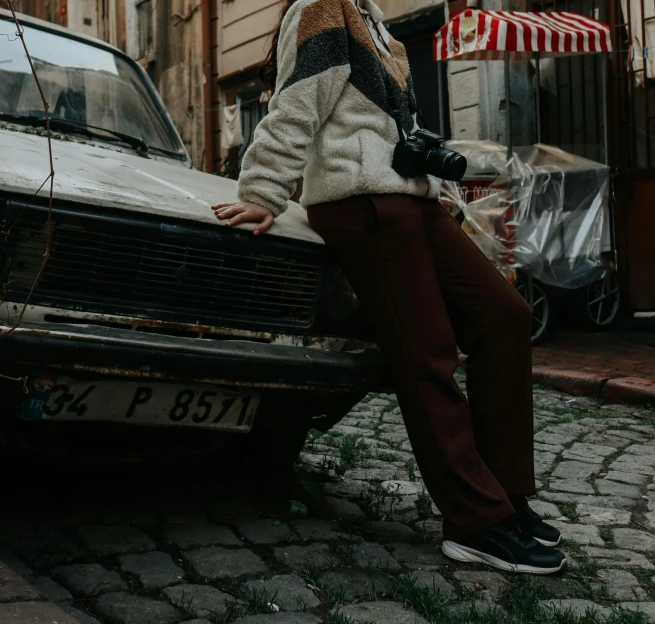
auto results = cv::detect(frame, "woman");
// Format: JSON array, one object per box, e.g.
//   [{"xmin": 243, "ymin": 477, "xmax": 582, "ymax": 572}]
[{"xmin": 213, "ymin": 0, "xmax": 566, "ymax": 574}]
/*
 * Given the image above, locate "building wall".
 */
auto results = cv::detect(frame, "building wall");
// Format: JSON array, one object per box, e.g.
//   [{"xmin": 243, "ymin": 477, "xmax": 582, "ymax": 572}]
[
  {"xmin": 68, "ymin": 0, "xmax": 99, "ymax": 37},
  {"xmin": 141, "ymin": 0, "xmax": 207, "ymax": 169},
  {"xmin": 105, "ymin": 0, "xmax": 207, "ymax": 169},
  {"xmin": 445, "ymin": 0, "xmax": 535, "ymax": 146},
  {"xmin": 219, "ymin": 0, "xmax": 283, "ymax": 78},
  {"xmin": 97, "ymin": 0, "xmax": 124, "ymax": 49},
  {"xmin": 12, "ymin": 0, "xmax": 67, "ymax": 25},
  {"xmin": 216, "ymin": 0, "xmax": 445, "ymax": 79}
]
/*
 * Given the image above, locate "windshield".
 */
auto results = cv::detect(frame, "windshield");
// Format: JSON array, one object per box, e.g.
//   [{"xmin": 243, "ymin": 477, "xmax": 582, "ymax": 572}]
[{"xmin": 0, "ymin": 19, "xmax": 185, "ymax": 155}]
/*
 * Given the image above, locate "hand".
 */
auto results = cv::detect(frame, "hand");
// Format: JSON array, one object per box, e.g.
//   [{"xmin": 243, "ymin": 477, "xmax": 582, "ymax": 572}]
[{"xmin": 212, "ymin": 202, "xmax": 275, "ymax": 236}]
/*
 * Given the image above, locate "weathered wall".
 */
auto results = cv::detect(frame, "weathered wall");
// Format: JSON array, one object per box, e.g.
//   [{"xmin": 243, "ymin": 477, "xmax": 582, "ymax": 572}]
[
  {"xmin": 97, "ymin": 0, "xmax": 124, "ymax": 49},
  {"xmin": 84, "ymin": 0, "xmax": 206, "ymax": 169},
  {"xmin": 449, "ymin": 60, "xmax": 480, "ymax": 139},
  {"xmin": 144, "ymin": 0, "xmax": 207, "ymax": 168},
  {"xmin": 219, "ymin": 0, "xmax": 284, "ymax": 78},
  {"xmin": 10, "ymin": 0, "xmax": 66, "ymax": 25},
  {"xmin": 67, "ymin": 0, "xmax": 99, "ymax": 37}
]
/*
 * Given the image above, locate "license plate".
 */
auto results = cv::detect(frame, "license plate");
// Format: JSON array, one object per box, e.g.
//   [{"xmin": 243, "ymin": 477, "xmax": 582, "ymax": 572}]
[{"xmin": 20, "ymin": 375, "xmax": 259, "ymax": 432}]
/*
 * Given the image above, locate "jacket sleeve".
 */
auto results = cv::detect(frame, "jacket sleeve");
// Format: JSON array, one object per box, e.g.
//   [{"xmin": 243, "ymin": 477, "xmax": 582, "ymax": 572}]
[{"xmin": 237, "ymin": 0, "xmax": 352, "ymax": 217}]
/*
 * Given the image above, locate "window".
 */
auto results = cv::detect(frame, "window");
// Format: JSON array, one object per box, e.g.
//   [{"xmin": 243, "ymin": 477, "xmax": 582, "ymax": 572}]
[
  {"xmin": 136, "ymin": 0, "xmax": 154, "ymax": 61},
  {"xmin": 219, "ymin": 82, "xmax": 269, "ymax": 179},
  {"xmin": 0, "ymin": 20, "xmax": 186, "ymax": 155},
  {"xmin": 236, "ymin": 84, "xmax": 269, "ymax": 172}
]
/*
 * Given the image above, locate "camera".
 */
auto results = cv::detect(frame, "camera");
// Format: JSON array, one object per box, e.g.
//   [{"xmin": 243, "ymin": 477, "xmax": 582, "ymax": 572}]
[{"xmin": 392, "ymin": 129, "xmax": 468, "ymax": 182}]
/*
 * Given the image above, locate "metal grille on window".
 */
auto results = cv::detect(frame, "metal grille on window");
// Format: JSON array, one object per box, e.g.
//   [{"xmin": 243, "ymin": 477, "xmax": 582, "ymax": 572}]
[
  {"xmin": 236, "ymin": 86, "xmax": 269, "ymax": 174},
  {"xmin": 531, "ymin": 0, "xmax": 609, "ymax": 165}
]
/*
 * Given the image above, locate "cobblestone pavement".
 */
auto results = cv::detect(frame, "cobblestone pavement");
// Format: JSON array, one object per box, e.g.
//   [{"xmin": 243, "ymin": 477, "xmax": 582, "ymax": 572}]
[{"xmin": 3, "ymin": 374, "xmax": 655, "ymax": 624}]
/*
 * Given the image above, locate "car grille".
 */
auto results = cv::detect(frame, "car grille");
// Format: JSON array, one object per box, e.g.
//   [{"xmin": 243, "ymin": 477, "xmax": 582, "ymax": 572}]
[{"xmin": 1, "ymin": 203, "xmax": 324, "ymax": 330}]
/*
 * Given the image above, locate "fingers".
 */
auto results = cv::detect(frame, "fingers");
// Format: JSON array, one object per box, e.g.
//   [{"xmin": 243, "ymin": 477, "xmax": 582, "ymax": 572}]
[
  {"xmin": 210, "ymin": 202, "xmax": 274, "ymax": 235},
  {"xmin": 254, "ymin": 215, "xmax": 274, "ymax": 236},
  {"xmin": 225, "ymin": 211, "xmax": 251, "ymax": 227},
  {"xmin": 214, "ymin": 205, "xmax": 244, "ymax": 220}
]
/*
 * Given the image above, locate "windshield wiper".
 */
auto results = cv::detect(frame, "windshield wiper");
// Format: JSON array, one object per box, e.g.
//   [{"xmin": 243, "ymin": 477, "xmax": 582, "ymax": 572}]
[{"xmin": 0, "ymin": 113, "xmax": 151, "ymax": 157}]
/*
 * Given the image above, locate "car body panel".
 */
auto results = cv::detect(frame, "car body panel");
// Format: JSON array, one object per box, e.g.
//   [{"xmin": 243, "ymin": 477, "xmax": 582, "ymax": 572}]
[
  {"xmin": 0, "ymin": 129, "xmax": 324, "ymax": 245},
  {"xmin": 0, "ymin": 10, "xmax": 381, "ymax": 458}
]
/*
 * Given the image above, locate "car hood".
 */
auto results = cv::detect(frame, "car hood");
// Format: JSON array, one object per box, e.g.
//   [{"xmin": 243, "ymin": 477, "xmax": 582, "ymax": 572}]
[{"xmin": 0, "ymin": 129, "xmax": 324, "ymax": 245}]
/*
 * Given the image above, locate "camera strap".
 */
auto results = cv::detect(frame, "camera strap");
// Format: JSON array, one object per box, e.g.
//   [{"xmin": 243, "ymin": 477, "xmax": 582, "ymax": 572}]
[{"xmin": 356, "ymin": 8, "xmax": 406, "ymax": 145}]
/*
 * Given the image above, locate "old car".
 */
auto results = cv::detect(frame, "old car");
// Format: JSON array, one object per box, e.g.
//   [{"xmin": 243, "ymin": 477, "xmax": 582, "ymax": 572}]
[{"xmin": 0, "ymin": 10, "xmax": 383, "ymax": 471}]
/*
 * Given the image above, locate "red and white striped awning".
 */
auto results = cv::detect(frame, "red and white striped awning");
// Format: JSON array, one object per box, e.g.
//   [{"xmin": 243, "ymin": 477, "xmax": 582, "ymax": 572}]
[{"xmin": 434, "ymin": 9, "xmax": 612, "ymax": 61}]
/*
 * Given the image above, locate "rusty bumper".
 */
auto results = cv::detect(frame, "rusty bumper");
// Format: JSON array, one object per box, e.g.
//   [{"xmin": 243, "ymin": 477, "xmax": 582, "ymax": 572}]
[{"xmin": 0, "ymin": 322, "xmax": 384, "ymax": 392}]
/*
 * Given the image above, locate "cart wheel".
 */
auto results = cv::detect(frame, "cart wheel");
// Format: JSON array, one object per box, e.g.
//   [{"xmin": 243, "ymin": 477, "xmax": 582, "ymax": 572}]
[
  {"xmin": 515, "ymin": 279, "xmax": 555, "ymax": 345},
  {"xmin": 577, "ymin": 267, "xmax": 621, "ymax": 330}
]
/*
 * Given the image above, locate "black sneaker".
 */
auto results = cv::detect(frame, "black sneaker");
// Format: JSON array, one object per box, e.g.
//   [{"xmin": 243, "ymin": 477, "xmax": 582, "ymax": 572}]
[
  {"xmin": 442, "ymin": 515, "xmax": 567, "ymax": 575},
  {"xmin": 511, "ymin": 495, "xmax": 562, "ymax": 547}
]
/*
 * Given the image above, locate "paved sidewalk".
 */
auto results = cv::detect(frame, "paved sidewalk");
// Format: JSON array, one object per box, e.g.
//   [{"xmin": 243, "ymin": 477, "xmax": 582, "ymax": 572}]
[
  {"xmin": 531, "ymin": 330, "xmax": 655, "ymax": 405},
  {"xmin": 2, "ymin": 378, "xmax": 655, "ymax": 624}
]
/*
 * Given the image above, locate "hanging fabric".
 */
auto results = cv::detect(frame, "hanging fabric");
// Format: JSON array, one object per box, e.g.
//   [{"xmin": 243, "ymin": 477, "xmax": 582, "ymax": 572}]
[{"xmin": 221, "ymin": 104, "xmax": 244, "ymax": 150}]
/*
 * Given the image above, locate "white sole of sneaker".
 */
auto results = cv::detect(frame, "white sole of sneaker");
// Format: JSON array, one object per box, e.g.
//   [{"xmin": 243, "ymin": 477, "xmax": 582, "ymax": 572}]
[
  {"xmin": 442, "ymin": 540, "xmax": 567, "ymax": 575},
  {"xmin": 535, "ymin": 535, "xmax": 562, "ymax": 548}
]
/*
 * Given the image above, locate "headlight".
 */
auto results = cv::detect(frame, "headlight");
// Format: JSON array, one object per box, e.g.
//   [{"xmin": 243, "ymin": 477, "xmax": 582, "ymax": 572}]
[{"xmin": 322, "ymin": 266, "xmax": 359, "ymax": 321}]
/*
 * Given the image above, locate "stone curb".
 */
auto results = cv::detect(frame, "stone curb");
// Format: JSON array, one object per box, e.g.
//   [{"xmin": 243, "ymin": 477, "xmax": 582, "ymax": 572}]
[
  {"xmin": 458, "ymin": 354, "xmax": 655, "ymax": 406},
  {"xmin": 532, "ymin": 367, "xmax": 610, "ymax": 398},
  {"xmin": 602, "ymin": 377, "xmax": 655, "ymax": 405},
  {"xmin": 532, "ymin": 367, "xmax": 655, "ymax": 405}
]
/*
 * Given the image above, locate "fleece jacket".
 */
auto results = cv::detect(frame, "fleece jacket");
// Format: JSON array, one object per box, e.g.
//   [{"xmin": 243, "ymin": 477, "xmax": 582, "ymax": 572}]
[{"xmin": 236, "ymin": 0, "xmax": 442, "ymax": 217}]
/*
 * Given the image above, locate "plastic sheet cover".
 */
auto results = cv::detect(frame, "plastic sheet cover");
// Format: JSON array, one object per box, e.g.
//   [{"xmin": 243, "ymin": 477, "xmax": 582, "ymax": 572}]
[{"xmin": 439, "ymin": 141, "xmax": 612, "ymax": 289}]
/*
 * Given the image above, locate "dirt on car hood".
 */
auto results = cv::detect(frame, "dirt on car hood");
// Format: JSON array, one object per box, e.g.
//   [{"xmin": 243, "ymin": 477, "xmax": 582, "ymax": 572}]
[{"xmin": 0, "ymin": 129, "xmax": 324, "ymax": 245}]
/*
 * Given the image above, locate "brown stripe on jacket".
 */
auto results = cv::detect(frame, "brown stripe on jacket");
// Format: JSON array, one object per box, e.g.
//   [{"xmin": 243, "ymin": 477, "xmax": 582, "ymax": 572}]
[
  {"xmin": 297, "ymin": 0, "xmax": 346, "ymax": 48},
  {"xmin": 297, "ymin": 0, "xmax": 410, "ymax": 92}
]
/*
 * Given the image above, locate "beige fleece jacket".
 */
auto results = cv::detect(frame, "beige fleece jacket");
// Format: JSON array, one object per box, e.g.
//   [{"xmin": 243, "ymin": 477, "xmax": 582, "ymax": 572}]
[{"xmin": 237, "ymin": 0, "xmax": 441, "ymax": 217}]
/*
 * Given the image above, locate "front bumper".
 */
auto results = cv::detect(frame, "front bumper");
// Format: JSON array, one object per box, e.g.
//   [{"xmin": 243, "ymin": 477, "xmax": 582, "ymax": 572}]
[
  {"xmin": 0, "ymin": 322, "xmax": 384, "ymax": 392},
  {"xmin": 0, "ymin": 322, "xmax": 385, "ymax": 463}
]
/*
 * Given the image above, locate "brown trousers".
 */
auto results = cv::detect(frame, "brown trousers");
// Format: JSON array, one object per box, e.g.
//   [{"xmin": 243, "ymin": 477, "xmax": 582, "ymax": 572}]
[{"xmin": 308, "ymin": 194, "xmax": 536, "ymax": 539}]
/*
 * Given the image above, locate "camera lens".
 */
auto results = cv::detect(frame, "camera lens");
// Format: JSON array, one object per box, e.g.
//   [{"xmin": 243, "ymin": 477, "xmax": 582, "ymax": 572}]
[{"xmin": 426, "ymin": 148, "xmax": 468, "ymax": 182}]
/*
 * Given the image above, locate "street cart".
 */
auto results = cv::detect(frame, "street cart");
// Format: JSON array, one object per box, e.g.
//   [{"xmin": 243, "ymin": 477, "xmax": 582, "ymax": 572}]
[{"xmin": 433, "ymin": 10, "xmax": 620, "ymax": 343}]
